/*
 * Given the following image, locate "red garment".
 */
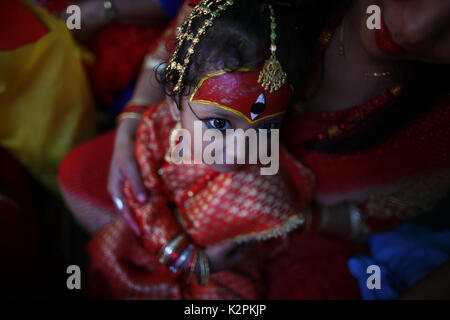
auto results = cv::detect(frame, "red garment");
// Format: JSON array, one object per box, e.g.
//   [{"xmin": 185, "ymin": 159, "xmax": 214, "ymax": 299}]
[
  {"xmin": 58, "ymin": 130, "xmax": 117, "ymax": 214},
  {"xmin": 87, "ymin": 102, "xmax": 315, "ymax": 299},
  {"xmin": 0, "ymin": 0, "xmax": 48, "ymax": 50},
  {"xmin": 85, "ymin": 23, "xmax": 165, "ymax": 104}
]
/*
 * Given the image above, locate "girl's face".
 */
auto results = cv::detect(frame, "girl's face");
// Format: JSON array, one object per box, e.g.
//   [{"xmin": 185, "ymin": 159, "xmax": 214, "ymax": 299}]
[
  {"xmin": 169, "ymin": 96, "xmax": 284, "ymax": 173},
  {"xmin": 357, "ymin": 0, "xmax": 450, "ymax": 64}
]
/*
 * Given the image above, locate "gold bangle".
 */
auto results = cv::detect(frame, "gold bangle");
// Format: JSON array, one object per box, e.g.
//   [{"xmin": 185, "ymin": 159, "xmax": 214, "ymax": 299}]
[
  {"xmin": 197, "ymin": 249, "xmax": 210, "ymax": 286},
  {"xmin": 116, "ymin": 112, "xmax": 143, "ymax": 123}
]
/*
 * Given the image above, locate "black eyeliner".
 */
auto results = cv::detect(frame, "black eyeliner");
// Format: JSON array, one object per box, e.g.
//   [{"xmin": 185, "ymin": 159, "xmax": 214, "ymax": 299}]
[{"xmin": 187, "ymin": 102, "xmax": 230, "ymax": 131}]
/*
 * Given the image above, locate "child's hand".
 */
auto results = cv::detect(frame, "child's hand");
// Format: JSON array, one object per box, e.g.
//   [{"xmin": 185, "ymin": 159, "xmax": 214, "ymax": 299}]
[{"xmin": 205, "ymin": 241, "xmax": 253, "ymax": 273}]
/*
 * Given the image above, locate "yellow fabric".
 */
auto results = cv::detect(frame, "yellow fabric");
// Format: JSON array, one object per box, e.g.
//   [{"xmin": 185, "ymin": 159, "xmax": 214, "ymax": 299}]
[{"xmin": 0, "ymin": 1, "xmax": 96, "ymax": 194}]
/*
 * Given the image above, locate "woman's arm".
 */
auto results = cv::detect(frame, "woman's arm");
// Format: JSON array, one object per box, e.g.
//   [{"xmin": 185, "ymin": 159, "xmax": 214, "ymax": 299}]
[{"xmin": 68, "ymin": 0, "xmax": 172, "ymax": 42}]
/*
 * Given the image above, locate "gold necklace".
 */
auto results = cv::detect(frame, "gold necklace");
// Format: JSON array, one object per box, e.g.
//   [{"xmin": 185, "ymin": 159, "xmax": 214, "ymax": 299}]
[{"xmin": 339, "ymin": 18, "xmax": 392, "ymax": 78}]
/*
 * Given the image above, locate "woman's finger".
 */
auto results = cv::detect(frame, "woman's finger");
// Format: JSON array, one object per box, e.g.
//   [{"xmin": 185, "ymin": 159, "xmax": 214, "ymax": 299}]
[
  {"xmin": 124, "ymin": 159, "xmax": 147, "ymax": 203},
  {"xmin": 107, "ymin": 164, "xmax": 141, "ymax": 236}
]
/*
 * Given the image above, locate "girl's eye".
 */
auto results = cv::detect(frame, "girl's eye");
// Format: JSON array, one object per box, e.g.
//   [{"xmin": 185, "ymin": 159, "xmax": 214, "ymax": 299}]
[
  {"xmin": 258, "ymin": 122, "xmax": 279, "ymax": 133},
  {"xmin": 206, "ymin": 118, "xmax": 232, "ymax": 131}
]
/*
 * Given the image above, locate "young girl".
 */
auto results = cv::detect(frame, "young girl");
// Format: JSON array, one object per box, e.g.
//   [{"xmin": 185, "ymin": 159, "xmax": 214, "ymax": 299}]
[{"xmin": 87, "ymin": 0, "xmax": 314, "ymax": 299}]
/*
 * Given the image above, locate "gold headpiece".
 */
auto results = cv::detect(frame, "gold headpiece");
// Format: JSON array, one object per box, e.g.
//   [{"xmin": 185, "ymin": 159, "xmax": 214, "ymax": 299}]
[
  {"xmin": 166, "ymin": 0, "xmax": 235, "ymax": 93},
  {"xmin": 166, "ymin": 0, "xmax": 287, "ymax": 94},
  {"xmin": 258, "ymin": 4, "xmax": 287, "ymax": 93}
]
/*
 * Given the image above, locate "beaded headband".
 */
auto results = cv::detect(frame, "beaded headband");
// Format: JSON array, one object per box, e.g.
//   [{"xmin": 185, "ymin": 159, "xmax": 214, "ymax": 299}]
[{"xmin": 165, "ymin": 0, "xmax": 288, "ymax": 94}]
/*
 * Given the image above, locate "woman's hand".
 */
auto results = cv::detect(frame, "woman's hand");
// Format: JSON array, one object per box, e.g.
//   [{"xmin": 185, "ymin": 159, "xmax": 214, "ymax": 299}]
[
  {"xmin": 205, "ymin": 241, "xmax": 253, "ymax": 273},
  {"xmin": 107, "ymin": 118, "xmax": 147, "ymax": 236}
]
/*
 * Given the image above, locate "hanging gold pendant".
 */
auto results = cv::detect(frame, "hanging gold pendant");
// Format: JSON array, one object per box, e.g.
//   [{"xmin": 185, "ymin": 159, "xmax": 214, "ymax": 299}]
[
  {"xmin": 258, "ymin": 54, "xmax": 287, "ymax": 93},
  {"xmin": 258, "ymin": 4, "xmax": 287, "ymax": 94}
]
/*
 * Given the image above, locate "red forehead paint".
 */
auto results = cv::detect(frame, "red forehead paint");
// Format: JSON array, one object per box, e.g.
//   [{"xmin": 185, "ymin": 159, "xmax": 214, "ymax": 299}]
[{"xmin": 190, "ymin": 68, "xmax": 293, "ymax": 124}]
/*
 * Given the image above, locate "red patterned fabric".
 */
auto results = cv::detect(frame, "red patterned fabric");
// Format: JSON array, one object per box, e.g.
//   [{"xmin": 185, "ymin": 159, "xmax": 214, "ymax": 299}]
[{"xmin": 87, "ymin": 102, "xmax": 315, "ymax": 299}]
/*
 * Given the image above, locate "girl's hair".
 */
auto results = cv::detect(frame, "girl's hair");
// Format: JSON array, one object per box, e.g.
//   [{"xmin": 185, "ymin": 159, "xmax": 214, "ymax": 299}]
[{"xmin": 157, "ymin": 0, "xmax": 302, "ymax": 106}]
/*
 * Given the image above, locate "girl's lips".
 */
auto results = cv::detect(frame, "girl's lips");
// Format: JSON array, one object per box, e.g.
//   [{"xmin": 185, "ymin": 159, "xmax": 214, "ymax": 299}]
[{"xmin": 375, "ymin": 13, "xmax": 407, "ymax": 55}]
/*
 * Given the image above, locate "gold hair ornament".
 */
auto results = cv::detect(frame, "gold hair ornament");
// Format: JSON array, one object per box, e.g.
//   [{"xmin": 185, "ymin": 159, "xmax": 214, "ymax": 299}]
[{"xmin": 166, "ymin": 0, "xmax": 235, "ymax": 93}]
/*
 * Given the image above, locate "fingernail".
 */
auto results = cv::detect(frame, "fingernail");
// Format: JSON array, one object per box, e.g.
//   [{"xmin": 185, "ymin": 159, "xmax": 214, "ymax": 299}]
[
  {"xmin": 137, "ymin": 194, "xmax": 146, "ymax": 203},
  {"xmin": 113, "ymin": 197, "xmax": 124, "ymax": 211}
]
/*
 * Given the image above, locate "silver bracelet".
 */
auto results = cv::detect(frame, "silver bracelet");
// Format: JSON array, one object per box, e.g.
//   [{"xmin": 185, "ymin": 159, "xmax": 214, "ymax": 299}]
[{"xmin": 170, "ymin": 244, "xmax": 194, "ymax": 273}]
